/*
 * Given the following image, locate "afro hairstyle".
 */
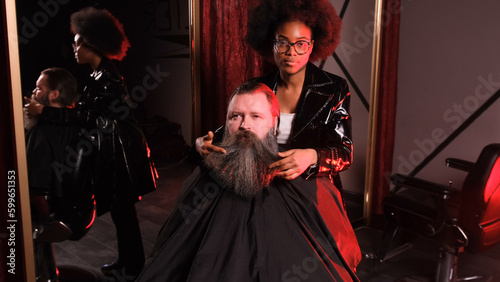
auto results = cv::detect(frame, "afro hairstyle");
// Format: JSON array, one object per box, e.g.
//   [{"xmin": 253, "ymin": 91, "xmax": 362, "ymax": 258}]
[
  {"xmin": 70, "ymin": 7, "xmax": 130, "ymax": 61},
  {"xmin": 246, "ymin": 0, "xmax": 342, "ymax": 62}
]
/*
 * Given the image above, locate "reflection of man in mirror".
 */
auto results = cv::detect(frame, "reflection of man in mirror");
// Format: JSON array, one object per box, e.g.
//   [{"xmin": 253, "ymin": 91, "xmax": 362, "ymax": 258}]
[
  {"xmin": 137, "ymin": 81, "xmax": 361, "ymax": 281},
  {"xmin": 25, "ymin": 7, "xmax": 157, "ymax": 280},
  {"xmin": 25, "ymin": 67, "xmax": 81, "ymax": 197},
  {"xmin": 23, "ymin": 68, "xmax": 80, "ymax": 130},
  {"xmin": 25, "ymin": 68, "xmax": 95, "ymax": 280}
]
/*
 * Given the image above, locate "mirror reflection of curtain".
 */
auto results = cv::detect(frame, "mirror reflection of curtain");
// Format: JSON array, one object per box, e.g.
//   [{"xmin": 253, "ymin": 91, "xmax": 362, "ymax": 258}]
[{"xmin": 199, "ymin": 0, "xmax": 265, "ymax": 133}]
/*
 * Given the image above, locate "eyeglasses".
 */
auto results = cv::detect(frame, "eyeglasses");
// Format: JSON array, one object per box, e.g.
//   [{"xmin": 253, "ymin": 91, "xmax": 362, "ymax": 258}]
[
  {"xmin": 273, "ymin": 39, "xmax": 312, "ymax": 55},
  {"xmin": 72, "ymin": 41, "xmax": 84, "ymax": 51}
]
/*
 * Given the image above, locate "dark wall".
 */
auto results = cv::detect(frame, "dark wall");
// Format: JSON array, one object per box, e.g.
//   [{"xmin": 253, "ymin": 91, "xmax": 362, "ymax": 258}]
[
  {"xmin": 15, "ymin": 0, "xmax": 161, "ymax": 119},
  {"xmin": 16, "ymin": 0, "xmax": 131, "ymax": 96}
]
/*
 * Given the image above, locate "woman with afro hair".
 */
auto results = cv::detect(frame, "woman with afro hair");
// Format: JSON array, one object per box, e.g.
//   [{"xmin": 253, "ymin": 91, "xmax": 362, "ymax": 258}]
[
  {"xmin": 194, "ymin": 0, "xmax": 361, "ymax": 274},
  {"xmin": 25, "ymin": 7, "xmax": 156, "ymax": 280}
]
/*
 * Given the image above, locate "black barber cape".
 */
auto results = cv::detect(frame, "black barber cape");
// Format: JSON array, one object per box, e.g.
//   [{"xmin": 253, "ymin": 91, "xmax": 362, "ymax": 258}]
[{"xmin": 138, "ymin": 166, "xmax": 361, "ymax": 282}]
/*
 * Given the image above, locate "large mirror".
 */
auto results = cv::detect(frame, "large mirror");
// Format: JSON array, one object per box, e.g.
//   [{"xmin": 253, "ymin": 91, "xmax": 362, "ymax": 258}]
[
  {"xmin": 11, "ymin": 0, "xmax": 192, "ymax": 280},
  {"xmin": 6, "ymin": 0, "xmax": 384, "ymax": 280}
]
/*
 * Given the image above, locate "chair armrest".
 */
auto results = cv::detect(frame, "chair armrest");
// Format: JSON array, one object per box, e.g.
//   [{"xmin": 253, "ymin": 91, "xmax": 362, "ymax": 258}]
[
  {"xmin": 391, "ymin": 173, "xmax": 458, "ymax": 199},
  {"xmin": 446, "ymin": 158, "xmax": 474, "ymax": 172}
]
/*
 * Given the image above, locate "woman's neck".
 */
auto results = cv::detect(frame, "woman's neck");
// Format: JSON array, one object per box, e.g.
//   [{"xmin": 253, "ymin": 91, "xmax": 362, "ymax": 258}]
[
  {"xmin": 276, "ymin": 67, "xmax": 307, "ymax": 113},
  {"xmin": 89, "ymin": 56, "xmax": 103, "ymax": 71},
  {"xmin": 278, "ymin": 67, "xmax": 306, "ymax": 92}
]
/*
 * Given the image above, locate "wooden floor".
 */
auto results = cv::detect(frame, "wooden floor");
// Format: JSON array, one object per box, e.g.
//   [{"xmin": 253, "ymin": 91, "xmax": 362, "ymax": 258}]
[{"xmin": 51, "ymin": 159, "xmax": 500, "ymax": 281}]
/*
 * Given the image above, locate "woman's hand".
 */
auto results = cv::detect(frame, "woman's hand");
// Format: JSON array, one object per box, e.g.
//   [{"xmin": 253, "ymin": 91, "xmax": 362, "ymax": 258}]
[
  {"xmin": 195, "ymin": 131, "xmax": 226, "ymax": 158},
  {"xmin": 270, "ymin": 148, "xmax": 318, "ymax": 180},
  {"xmin": 24, "ymin": 95, "xmax": 44, "ymax": 117}
]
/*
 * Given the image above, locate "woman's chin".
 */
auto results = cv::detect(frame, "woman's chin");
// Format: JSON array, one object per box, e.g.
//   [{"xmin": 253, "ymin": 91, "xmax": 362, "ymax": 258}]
[{"xmin": 281, "ymin": 64, "xmax": 305, "ymax": 75}]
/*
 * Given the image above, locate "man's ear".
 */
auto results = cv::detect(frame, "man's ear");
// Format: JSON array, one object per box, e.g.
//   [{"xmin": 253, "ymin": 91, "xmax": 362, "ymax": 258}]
[
  {"xmin": 48, "ymin": 90, "xmax": 60, "ymax": 103},
  {"xmin": 273, "ymin": 116, "xmax": 279, "ymax": 135}
]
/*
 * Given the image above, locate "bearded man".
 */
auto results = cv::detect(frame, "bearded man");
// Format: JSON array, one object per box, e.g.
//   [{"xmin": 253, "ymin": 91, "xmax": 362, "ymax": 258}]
[
  {"xmin": 137, "ymin": 81, "xmax": 360, "ymax": 282},
  {"xmin": 25, "ymin": 68, "xmax": 95, "ymax": 281},
  {"xmin": 203, "ymin": 81, "xmax": 281, "ymax": 199}
]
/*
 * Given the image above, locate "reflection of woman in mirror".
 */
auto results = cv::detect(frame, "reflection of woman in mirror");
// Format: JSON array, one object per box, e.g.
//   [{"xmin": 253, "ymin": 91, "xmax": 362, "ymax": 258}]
[
  {"xmin": 193, "ymin": 0, "xmax": 360, "ymax": 271},
  {"xmin": 25, "ymin": 7, "xmax": 156, "ymax": 280}
]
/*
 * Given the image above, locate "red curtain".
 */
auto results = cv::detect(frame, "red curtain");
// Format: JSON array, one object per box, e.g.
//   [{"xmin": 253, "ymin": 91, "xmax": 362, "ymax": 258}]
[
  {"xmin": 371, "ymin": 0, "xmax": 401, "ymax": 214},
  {"xmin": 200, "ymin": 0, "xmax": 264, "ymax": 134}
]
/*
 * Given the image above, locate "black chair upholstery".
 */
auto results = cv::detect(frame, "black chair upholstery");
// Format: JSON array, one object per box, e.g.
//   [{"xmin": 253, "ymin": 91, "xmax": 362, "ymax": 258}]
[
  {"xmin": 31, "ymin": 191, "xmax": 96, "ymax": 281},
  {"xmin": 378, "ymin": 143, "xmax": 500, "ymax": 281}
]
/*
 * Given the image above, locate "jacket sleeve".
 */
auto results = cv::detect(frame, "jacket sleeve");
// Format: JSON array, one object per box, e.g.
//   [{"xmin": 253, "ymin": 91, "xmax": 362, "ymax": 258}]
[
  {"xmin": 306, "ymin": 82, "xmax": 353, "ymax": 178},
  {"xmin": 39, "ymin": 103, "xmax": 90, "ymax": 127},
  {"xmin": 40, "ymin": 70, "xmax": 129, "ymax": 126}
]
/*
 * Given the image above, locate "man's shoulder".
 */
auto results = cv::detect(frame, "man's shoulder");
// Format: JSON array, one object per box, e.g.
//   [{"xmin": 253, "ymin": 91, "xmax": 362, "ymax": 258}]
[
  {"xmin": 26, "ymin": 124, "xmax": 49, "ymax": 147},
  {"xmin": 35, "ymin": 121, "xmax": 79, "ymax": 134},
  {"xmin": 27, "ymin": 122, "xmax": 80, "ymax": 148}
]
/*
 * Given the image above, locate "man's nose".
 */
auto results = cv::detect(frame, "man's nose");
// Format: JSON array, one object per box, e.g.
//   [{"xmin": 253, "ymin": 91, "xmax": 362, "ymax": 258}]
[{"xmin": 239, "ymin": 119, "xmax": 251, "ymax": 130}]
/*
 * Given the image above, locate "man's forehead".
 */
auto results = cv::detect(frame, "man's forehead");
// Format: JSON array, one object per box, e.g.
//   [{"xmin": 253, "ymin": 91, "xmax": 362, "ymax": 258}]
[
  {"xmin": 230, "ymin": 92, "xmax": 269, "ymax": 107},
  {"xmin": 36, "ymin": 74, "xmax": 47, "ymax": 86}
]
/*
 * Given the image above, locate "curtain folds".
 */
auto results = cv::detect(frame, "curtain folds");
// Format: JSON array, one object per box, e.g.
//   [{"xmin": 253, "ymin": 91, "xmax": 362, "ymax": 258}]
[
  {"xmin": 200, "ymin": 0, "xmax": 264, "ymax": 134},
  {"xmin": 371, "ymin": 0, "xmax": 401, "ymax": 214}
]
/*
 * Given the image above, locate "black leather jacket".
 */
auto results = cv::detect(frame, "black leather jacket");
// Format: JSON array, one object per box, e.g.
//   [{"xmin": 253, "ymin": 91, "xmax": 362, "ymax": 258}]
[
  {"xmin": 254, "ymin": 62, "xmax": 353, "ymax": 179},
  {"xmin": 41, "ymin": 58, "xmax": 157, "ymax": 215}
]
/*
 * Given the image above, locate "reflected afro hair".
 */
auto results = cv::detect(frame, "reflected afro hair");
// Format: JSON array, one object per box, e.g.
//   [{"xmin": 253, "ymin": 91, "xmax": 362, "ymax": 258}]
[
  {"xmin": 71, "ymin": 7, "xmax": 130, "ymax": 61},
  {"xmin": 246, "ymin": 0, "xmax": 342, "ymax": 62}
]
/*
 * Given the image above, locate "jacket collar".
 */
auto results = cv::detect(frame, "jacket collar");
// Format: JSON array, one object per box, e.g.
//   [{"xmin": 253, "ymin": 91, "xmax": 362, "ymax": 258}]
[
  {"xmin": 262, "ymin": 62, "xmax": 336, "ymax": 94},
  {"xmin": 292, "ymin": 63, "xmax": 338, "ymax": 138},
  {"xmin": 303, "ymin": 62, "xmax": 335, "ymax": 90},
  {"xmin": 258, "ymin": 62, "xmax": 341, "ymax": 139},
  {"xmin": 91, "ymin": 57, "xmax": 110, "ymax": 80}
]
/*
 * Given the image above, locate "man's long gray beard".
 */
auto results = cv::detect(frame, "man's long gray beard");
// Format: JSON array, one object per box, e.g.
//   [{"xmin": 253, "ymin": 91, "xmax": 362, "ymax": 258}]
[{"xmin": 204, "ymin": 129, "xmax": 280, "ymax": 199}]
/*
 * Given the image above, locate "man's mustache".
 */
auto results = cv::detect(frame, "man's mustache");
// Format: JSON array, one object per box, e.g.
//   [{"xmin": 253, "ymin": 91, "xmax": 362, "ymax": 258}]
[{"xmin": 204, "ymin": 128, "xmax": 280, "ymax": 198}]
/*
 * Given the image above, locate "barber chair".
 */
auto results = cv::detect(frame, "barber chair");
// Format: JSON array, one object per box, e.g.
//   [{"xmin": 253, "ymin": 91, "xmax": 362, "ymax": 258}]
[
  {"xmin": 377, "ymin": 143, "xmax": 500, "ymax": 282},
  {"xmin": 31, "ymin": 184, "xmax": 96, "ymax": 281}
]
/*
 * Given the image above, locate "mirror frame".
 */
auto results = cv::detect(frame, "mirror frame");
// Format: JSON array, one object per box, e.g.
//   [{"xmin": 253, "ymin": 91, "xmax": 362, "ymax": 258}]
[
  {"xmin": 4, "ymin": 0, "xmax": 36, "ymax": 280},
  {"xmin": 364, "ymin": 0, "xmax": 384, "ymax": 224},
  {"xmin": 190, "ymin": 0, "xmax": 201, "ymax": 139}
]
